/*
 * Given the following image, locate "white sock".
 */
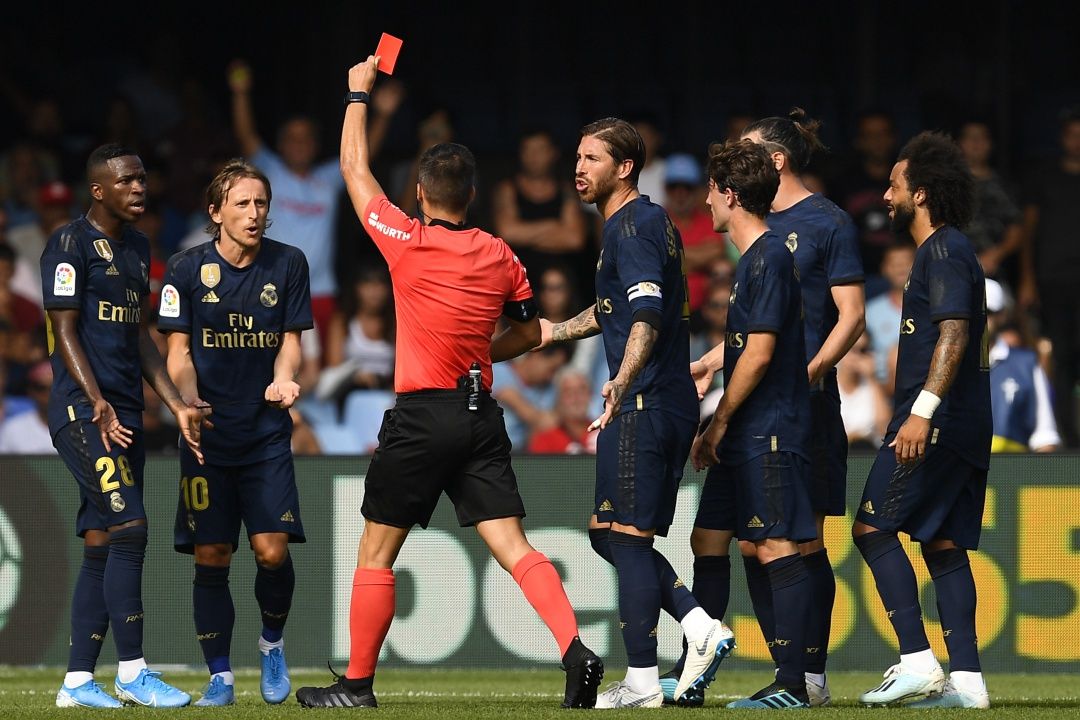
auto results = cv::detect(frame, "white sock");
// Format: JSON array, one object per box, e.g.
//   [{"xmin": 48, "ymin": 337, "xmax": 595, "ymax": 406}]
[
  {"xmin": 679, "ymin": 606, "xmax": 715, "ymax": 640},
  {"xmin": 624, "ymin": 666, "xmax": 660, "ymax": 694},
  {"xmin": 259, "ymin": 635, "xmax": 284, "ymax": 655},
  {"xmin": 63, "ymin": 671, "xmax": 94, "ymax": 688},
  {"xmin": 211, "ymin": 671, "xmax": 235, "ymax": 686},
  {"xmin": 900, "ymin": 649, "xmax": 940, "ymax": 674},
  {"xmin": 805, "ymin": 672, "xmax": 826, "ymax": 688},
  {"xmin": 117, "ymin": 658, "xmax": 147, "ymax": 684},
  {"xmin": 950, "ymin": 671, "xmax": 986, "ymax": 694}
]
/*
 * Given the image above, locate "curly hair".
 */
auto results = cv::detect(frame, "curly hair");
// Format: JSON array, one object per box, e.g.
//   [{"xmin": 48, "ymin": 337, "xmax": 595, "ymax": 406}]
[
  {"xmin": 743, "ymin": 107, "xmax": 826, "ymax": 173},
  {"xmin": 706, "ymin": 139, "xmax": 779, "ymax": 218},
  {"xmin": 897, "ymin": 131, "xmax": 975, "ymax": 228}
]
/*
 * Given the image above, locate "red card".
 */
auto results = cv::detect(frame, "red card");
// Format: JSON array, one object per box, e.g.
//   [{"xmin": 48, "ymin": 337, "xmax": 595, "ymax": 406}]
[{"xmin": 375, "ymin": 33, "xmax": 403, "ymax": 75}]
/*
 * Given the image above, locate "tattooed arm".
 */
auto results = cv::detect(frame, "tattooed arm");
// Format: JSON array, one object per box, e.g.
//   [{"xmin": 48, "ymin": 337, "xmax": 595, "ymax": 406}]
[
  {"xmin": 536, "ymin": 304, "xmax": 601, "ymax": 349},
  {"xmin": 591, "ymin": 320, "xmax": 658, "ymax": 430},
  {"xmin": 891, "ymin": 318, "xmax": 968, "ymax": 464}
]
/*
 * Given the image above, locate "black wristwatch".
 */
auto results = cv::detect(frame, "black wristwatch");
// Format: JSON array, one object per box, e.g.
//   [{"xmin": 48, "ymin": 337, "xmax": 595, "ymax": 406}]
[{"xmin": 344, "ymin": 91, "xmax": 370, "ymax": 106}]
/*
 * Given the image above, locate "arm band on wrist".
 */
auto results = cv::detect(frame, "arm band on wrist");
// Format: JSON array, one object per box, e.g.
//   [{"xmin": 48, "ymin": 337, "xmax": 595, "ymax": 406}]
[
  {"xmin": 910, "ymin": 389, "xmax": 941, "ymax": 419},
  {"xmin": 344, "ymin": 91, "xmax": 370, "ymax": 105}
]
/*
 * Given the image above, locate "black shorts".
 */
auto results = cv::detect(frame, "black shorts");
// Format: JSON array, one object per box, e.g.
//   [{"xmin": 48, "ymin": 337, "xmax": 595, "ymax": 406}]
[
  {"xmin": 593, "ymin": 409, "xmax": 696, "ymax": 536},
  {"xmin": 53, "ymin": 420, "xmax": 146, "ymax": 536},
  {"xmin": 809, "ymin": 392, "xmax": 848, "ymax": 516},
  {"xmin": 696, "ymin": 451, "xmax": 817, "ymax": 543},
  {"xmin": 856, "ymin": 443, "xmax": 987, "ymax": 549},
  {"xmin": 173, "ymin": 447, "xmax": 305, "ymax": 554},
  {"xmin": 361, "ymin": 390, "xmax": 525, "ymax": 529}
]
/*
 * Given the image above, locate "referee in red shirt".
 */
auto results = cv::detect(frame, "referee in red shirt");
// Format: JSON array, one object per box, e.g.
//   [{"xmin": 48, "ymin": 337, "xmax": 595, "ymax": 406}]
[{"xmin": 296, "ymin": 56, "xmax": 603, "ymax": 709}]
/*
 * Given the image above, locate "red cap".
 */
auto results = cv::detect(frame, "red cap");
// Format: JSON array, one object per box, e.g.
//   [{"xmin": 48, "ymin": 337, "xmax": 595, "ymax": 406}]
[{"xmin": 38, "ymin": 181, "xmax": 73, "ymax": 207}]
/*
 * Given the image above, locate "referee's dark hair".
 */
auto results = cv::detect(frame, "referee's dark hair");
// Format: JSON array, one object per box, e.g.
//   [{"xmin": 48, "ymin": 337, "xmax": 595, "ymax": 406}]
[
  {"xmin": 743, "ymin": 107, "xmax": 826, "ymax": 174},
  {"xmin": 86, "ymin": 143, "xmax": 139, "ymax": 179},
  {"xmin": 418, "ymin": 142, "xmax": 475, "ymax": 214},
  {"xmin": 581, "ymin": 117, "xmax": 646, "ymax": 185},
  {"xmin": 706, "ymin": 139, "xmax": 780, "ymax": 219},
  {"xmin": 897, "ymin": 131, "xmax": 975, "ymax": 229},
  {"xmin": 204, "ymin": 158, "xmax": 273, "ymax": 237}
]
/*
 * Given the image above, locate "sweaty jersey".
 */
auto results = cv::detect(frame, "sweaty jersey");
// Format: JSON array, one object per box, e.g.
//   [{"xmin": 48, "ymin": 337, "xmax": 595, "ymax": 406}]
[
  {"xmin": 157, "ymin": 238, "xmax": 313, "ymax": 465},
  {"xmin": 890, "ymin": 226, "xmax": 991, "ymax": 468},
  {"xmin": 720, "ymin": 231, "xmax": 811, "ymax": 465},
  {"xmin": 363, "ymin": 195, "xmax": 532, "ymax": 393},
  {"xmin": 594, "ymin": 196, "xmax": 697, "ymax": 420},
  {"xmin": 766, "ymin": 193, "xmax": 863, "ymax": 399},
  {"xmin": 41, "ymin": 217, "xmax": 150, "ymax": 435}
]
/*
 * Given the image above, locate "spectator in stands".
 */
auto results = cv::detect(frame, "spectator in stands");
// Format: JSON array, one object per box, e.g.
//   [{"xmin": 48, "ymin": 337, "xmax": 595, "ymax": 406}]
[
  {"xmin": 832, "ymin": 109, "xmax": 898, "ymax": 290},
  {"xmin": 0, "ymin": 140, "xmax": 52, "ymax": 229},
  {"xmin": 837, "ymin": 330, "xmax": 891, "ymax": 451},
  {"xmin": 663, "ymin": 153, "xmax": 732, "ymax": 312},
  {"xmin": 689, "ymin": 278, "xmax": 732, "ymax": 372},
  {"xmin": 492, "ymin": 127, "xmax": 587, "ymax": 290},
  {"xmin": 391, "ymin": 104, "xmax": 453, "ymax": 218},
  {"xmin": 318, "ymin": 266, "xmax": 396, "ymax": 401},
  {"xmin": 864, "ymin": 241, "xmax": 915, "ymax": 395},
  {"xmin": 957, "ymin": 120, "xmax": 1024, "ymax": 284},
  {"xmin": 986, "ymin": 279, "xmax": 1061, "ymax": 453},
  {"xmin": 6, "ymin": 181, "xmax": 74, "ymax": 295},
  {"xmin": 492, "ymin": 344, "xmax": 569, "ymax": 452},
  {"xmin": 1019, "ymin": 106, "xmax": 1080, "ymax": 447},
  {"xmin": 630, "ymin": 114, "xmax": 668, "ymax": 207},
  {"xmin": 536, "ymin": 265, "xmax": 582, "ymax": 325},
  {"xmin": 0, "ymin": 359, "xmax": 54, "ymax": 453},
  {"xmin": 0, "ymin": 243, "xmax": 42, "ymax": 333},
  {"xmin": 528, "ymin": 367, "xmax": 597, "ymax": 454}
]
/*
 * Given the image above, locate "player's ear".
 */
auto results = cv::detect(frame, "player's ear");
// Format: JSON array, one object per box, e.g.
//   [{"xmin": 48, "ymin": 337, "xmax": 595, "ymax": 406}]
[
  {"xmin": 208, "ymin": 204, "xmax": 222, "ymax": 225},
  {"xmin": 89, "ymin": 182, "xmax": 104, "ymax": 202},
  {"xmin": 618, "ymin": 158, "xmax": 634, "ymax": 182},
  {"xmin": 772, "ymin": 151, "xmax": 785, "ymax": 173},
  {"xmin": 912, "ymin": 186, "xmax": 927, "ymax": 207}
]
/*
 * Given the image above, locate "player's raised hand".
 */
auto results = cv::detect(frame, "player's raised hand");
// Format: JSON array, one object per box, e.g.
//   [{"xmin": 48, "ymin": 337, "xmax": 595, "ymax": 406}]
[
  {"xmin": 91, "ymin": 397, "xmax": 133, "ymax": 452},
  {"xmin": 348, "ymin": 56, "xmax": 380, "ymax": 94},
  {"xmin": 690, "ymin": 418, "xmax": 725, "ymax": 471},
  {"xmin": 265, "ymin": 380, "xmax": 301, "ymax": 409},
  {"xmin": 373, "ymin": 78, "xmax": 406, "ymax": 115},
  {"xmin": 176, "ymin": 405, "xmax": 207, "ymax": 465},
  {"xmin": 689, "ymin": 359, "xmax": 714, "ymax": 400},
  {"xmin": 227, "ymin": 60, "xmax": 252, "ymax": 93}
]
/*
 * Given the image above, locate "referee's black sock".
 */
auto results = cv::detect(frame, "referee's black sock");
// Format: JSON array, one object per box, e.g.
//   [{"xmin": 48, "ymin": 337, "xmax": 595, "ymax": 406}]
[
  {"xmin": 924, "ymin": 548, "xmax": 980, "ymax": 672},
  {"xmin": 256, "ymin": 552, "xmax": 295, "ymax": 643},
  {"xmin": 855, "ymin": 531, "xmax": 931, "ymax": 654},
  {"xmin": 68, "ymin": 545, "xmax": 110, "ymax": 674}
]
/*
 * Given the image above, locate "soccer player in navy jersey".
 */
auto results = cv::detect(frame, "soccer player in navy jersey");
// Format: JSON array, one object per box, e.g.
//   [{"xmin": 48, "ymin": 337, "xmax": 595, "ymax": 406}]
[
  {"xmin": 691, "ymin": 139, "xmax": 816, "ymax": 709},
  {"xmin": 158, "ymin": 160, "xmax": 312, "ymax": 706},
  {"xmin": 854, "ymin": 132, "xmax": 991, "ymax": 709},
  {"xmin": 44, "ymin": 144, "xmax": 205, "ymax": 708},
  {"xmin": 676, "ymin": 110, "xmax": 865, "ymax": 706},
  {"xmin": 539, "ymin": 117, "xmax": 732, "ymax": 709}
]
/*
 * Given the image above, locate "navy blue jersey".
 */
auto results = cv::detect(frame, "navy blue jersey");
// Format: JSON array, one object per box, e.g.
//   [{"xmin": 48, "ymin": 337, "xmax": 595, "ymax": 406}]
[
  {"xmin": 157, "ymin": 238, "xmax": 313, "ymax": 465},
  {"xmin": 720, "ymin": 231, "xmax": 811, "ymax": 465},
  {"xmin": 767, "ymin": 193, "xmax": 863, "ymax": 399},
  {"xmin": 41, "ymin": 217, "xmax": 151, "ymax": 435},
  {"xmin": 594, "ymin": 197, "xmax": 697, "ymax": 420},
  {"xmin": 890, "ymin": 226, "xmax": 991, "ymax": 469}
]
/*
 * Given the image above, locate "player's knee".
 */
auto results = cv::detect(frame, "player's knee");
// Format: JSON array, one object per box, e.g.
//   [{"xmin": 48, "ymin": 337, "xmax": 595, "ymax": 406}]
[
  {"xmin": 194, "ymin": 544, "xmax": 233, "ymax": 567},
  {"xmin": 738, "ymin": 539, "xmax": 757, "ymax": 558},
  {"xmin": 922, "ymin": 546, "xmax": 969, "ymax": 578},
  {"xmin": 254, "ymin": 544, "xmax": 289, "ymax": 569},
  {"xmin": 690, "ymin": 526, "xmax": 731, "ymax": 556},
  {"xmin": 588, "ymin": 527, "xmax": 613, "ymax": 564},
  {"xmin": 799, "ymin": 537, "xmax": 825, "ymax": 555}
]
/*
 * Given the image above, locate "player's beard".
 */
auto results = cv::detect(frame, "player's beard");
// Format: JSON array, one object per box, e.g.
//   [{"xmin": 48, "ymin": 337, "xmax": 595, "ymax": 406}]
[
  {"xmin": 579, "ymin": 169, "xmax": 618, "ymax": 206},
  {"xmin": 890, "ymin": 201, "xmax": 916, "ymax": 234}
]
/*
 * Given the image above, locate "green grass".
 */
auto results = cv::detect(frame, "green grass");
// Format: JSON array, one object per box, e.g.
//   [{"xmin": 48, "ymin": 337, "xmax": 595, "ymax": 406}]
[{"xmin": 0, "ymin": 668, "xmax": 1077, "ymax": 718}]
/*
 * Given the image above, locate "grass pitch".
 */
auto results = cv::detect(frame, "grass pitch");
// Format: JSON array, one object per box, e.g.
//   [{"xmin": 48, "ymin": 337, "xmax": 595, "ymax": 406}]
[{"xmin": 0, "ymin": 668, "xmax": 1077, "ymax": 718}]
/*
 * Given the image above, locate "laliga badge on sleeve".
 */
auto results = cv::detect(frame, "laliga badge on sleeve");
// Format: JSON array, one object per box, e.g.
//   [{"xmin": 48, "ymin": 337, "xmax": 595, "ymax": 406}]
[
  {"xmin": 160, "ymin": 284, "xmax": 181, "ymax": 318},
  {"xmin": 54, "ymin": 263, "xmax": 76, "ymax": 296},
  {"xmin": 375, "ymin": 33, "xmax": 403, "ymax": 75}
]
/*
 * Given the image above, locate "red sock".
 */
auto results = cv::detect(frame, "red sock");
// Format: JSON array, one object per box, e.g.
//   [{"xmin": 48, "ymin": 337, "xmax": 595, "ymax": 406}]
[
  {"xmin": 346, "ymin": 567, "xmax": 395, "ymax": 680},
  {"xmin": 512, "ymin": 551, "xmax": 579, "ymax": 657}
]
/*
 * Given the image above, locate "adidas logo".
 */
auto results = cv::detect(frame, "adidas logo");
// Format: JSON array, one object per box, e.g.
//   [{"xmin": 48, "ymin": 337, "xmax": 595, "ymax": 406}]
[
  {"xmin": 648, "ymin": 626, "xmax": 658, "ymax": 638},
  {"xmin": 202, "ymin": 290, "xmax": 220, "ymax": 303},
  {"xmin": 280, "ymin": 510, "xmax": 295, "ymax": 522},
  {"xmin": 747, "ymin": 515, "xmax": 764, "ymax": 528},
  {"xmin": 598, "ymin": 499, "xmax": 613, "ymax": 512},
  {"xmin": 862, "ymin": 500, "xmax": 875, "ymax": 515},
  {"xmin": 106, "ymin": 264, "xmax": 119, "ymax": 275}
]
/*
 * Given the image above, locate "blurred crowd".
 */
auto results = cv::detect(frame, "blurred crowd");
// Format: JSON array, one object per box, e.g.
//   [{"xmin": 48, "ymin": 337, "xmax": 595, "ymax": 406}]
[{"xmin": 1, "ymin": 64, "xmax": 1078, "ymax": 456}]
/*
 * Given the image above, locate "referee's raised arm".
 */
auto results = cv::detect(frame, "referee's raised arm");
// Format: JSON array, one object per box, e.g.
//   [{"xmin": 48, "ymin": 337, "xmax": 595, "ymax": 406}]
[{"xmin": 340, "ymin": 56, "xmax": 386, "ymax": 218}]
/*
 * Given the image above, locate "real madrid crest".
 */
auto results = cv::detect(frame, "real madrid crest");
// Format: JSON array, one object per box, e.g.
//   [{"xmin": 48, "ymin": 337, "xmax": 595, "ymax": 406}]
[
  {"xmin": 200, "ymin": 263, "xmax": 221, "ymax": 288},
  {"xmin": 93, "ymin": 238, "xmax": 113, "ymax": 262},
  {"xmin": 260, "ymin": 283, "xmax": 278, "ymax": 308},
  {"xmin": 110, "ymin": 491, "xmax": 126, "ymax": 512},
  {"xmin": 786, "ymin": 232, "xmax": 798, "ymax": 253}
]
